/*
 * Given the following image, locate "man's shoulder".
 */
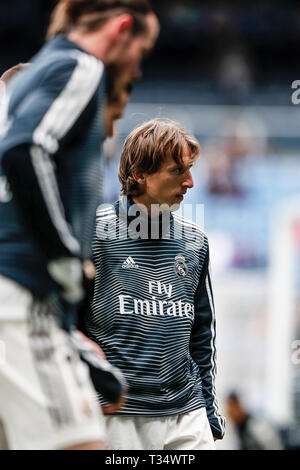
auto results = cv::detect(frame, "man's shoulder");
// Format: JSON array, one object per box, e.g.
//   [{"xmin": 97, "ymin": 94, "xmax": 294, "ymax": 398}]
[
  {"xmin": 6, "ymin": 47, "xmax": 93, "ymax": 101},
  {"xmin": 172, "ymin": 212, "xmax": 208, "ymax": 241},
  {"xmin": 24, "ymin": 37, "xmax": 104, "ymax": 91}
]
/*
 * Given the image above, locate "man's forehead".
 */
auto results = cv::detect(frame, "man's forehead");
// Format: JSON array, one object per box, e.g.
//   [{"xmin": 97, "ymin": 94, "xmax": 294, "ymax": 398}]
[{"xmin": 162, "ymin": 149, "xmax": 193, "ymax": 169}]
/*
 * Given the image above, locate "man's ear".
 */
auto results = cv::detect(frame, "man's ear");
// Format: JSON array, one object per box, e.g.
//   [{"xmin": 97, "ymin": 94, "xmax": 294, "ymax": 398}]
[
  {"xmin": 112, "ymin": 14, "xmax": 133, "ymax": 39},
  {"xmin": 132, "ymin": 169, "xmax": 145, "ymax": 185},
  {"xmin": 118, "ymin": 14, "xmax": 134, "ymax": 32}
]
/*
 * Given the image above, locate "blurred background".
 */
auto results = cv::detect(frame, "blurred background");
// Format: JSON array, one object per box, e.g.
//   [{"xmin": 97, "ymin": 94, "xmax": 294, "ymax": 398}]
[{"xmin": 1, "ymin": 0, "xmax": 300, "ymax": 449}]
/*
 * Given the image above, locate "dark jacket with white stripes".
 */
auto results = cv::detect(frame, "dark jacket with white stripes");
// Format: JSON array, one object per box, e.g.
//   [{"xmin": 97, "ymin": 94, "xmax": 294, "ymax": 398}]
[
  {"xmin": 0, "ymin": 35, "xmax": 105, "ymax": 300},
  {"xmin": 87, "ymin": 197, "xmax": 225, "ymax": 439}
]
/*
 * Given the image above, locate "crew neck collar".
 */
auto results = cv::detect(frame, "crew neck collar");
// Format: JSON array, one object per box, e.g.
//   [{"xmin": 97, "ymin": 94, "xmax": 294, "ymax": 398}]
[{"xmin": 114, "ymin": 196, "xmax": 173, "ymax": 239}]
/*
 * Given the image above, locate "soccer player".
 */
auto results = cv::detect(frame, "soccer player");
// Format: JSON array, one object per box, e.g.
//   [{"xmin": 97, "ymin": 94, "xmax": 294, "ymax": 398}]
[
  {"xmin": 0, "ymin": 0, "xmax": 158, "ymax": 450},
  {"xmin": 87, "ymin": 119, "xmax": 226, "ymax": 449}
]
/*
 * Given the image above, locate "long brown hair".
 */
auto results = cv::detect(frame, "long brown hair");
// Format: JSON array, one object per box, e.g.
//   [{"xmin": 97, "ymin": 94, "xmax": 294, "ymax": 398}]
[
  {"xmin": 47, "ymin": 0, "xmax": 153, "ymax": 40},
  {"xmin": 119, "ymin": 119, "xmax": 200, "ymax": 196}
]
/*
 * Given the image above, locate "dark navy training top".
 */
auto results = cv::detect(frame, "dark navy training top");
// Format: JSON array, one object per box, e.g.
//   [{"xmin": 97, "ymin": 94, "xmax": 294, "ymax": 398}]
[
  {"xmin": 87, "ymin": 197, "xmax": 226, "ymax": 439},
  {"xmin": 0, "ymin": 35, "xmax": 105, "ymax": 299}
]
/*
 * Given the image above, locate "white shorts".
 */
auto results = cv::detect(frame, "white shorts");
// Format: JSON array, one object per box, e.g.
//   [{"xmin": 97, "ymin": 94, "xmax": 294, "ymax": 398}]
[
  {"xmin": 105, "ymin": 407, "xmax": 216, "ymax": 450},
  {"xmin": 0, "ymin": 275, "xmax": 106, "ymax": 450}
]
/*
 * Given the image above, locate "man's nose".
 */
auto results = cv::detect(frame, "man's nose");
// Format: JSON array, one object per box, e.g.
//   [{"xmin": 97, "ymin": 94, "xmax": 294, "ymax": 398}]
[{"xmin": 182, "ymin": 169, "xmax": 194, "ymax": 189}]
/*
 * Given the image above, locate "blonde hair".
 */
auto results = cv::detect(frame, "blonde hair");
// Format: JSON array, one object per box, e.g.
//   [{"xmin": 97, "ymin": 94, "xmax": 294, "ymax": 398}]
[
  {"xmin": 46, "ymin": 0, "xmax": 152, "ymax": 40},
  {"xmin": 119, "ymin": 119, "xmax": 200, "ymax": 196}
]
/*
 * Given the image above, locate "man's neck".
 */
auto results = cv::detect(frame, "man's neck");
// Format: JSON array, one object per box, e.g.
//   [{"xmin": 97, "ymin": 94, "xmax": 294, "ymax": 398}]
[
  {"xmin": 67, "ymin": 30, "xmax": 110, "ymax": 64},
  {"xmin": 131, "ymin": 196, "xmax": 174, "ymax": 218},
  {"xmin": 131, "ymin": 195, "xmax": 152, "ymax": 216}
]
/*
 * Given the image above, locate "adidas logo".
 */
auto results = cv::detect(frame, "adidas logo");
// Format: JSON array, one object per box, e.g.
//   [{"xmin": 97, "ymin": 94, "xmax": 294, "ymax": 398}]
[{"xmin": 122, "ymin": 257, "xmax": 139, "ymax": 269}]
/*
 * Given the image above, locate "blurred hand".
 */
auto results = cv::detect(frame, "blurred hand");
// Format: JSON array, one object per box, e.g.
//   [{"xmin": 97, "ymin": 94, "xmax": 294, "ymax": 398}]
[
  {"xmin": 71, "ymin": 330, "xmax": 128, "ymax": 414},
  {"xmin": 101, "ymin": 387, "xmax": 128, "ymax": 414},
  {"xmin": 48, "ymin": 257, "xmax": 84, "ymax": 303},
  {"xmin": 82, "ymin": 259, "xmax": 96, "ymax": 280},
  {"xmin": 74, "ymin": 329, "xmax": 106, "ymax": 360}
]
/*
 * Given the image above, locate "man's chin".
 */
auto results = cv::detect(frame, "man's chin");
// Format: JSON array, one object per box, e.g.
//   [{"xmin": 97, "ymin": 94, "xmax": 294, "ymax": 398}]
[
  {"xmin": 171, "ymin": 195, "xmax": 185, "ymax": 210},
  {"xmin": 171, "ymin": 202, "xmax": 181, "ymax": 212},
  {"xmin": 167, "ymin": 201, "xmax": 181, "ymax": 212}
]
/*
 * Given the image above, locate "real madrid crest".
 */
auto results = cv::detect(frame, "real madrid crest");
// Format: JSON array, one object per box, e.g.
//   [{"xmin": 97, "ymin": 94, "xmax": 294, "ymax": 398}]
[{"xmin": 174, "ymin": 254, "xmax": 188, "ymax": 278}]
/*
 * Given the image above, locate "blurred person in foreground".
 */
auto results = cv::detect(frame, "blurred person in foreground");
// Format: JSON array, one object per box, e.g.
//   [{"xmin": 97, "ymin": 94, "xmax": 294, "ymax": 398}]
[
  {"xmin": 226, "ymin": 392, "xmax": 283, "ymax": 450},
  {"xmin": 0, "ymin": 0, "xmax": 158, "ymax": 450},
  {"xmin": 86, "ymin": 119, "xmax": 225, "ymax": 449}
]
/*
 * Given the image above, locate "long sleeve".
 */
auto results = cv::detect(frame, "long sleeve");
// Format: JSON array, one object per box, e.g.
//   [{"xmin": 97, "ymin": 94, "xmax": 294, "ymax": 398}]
[
  {"xmin": 2, "ymin": 143, "xmax": 80, "ymax": 261},
  {"xmin": 190, "ymin": 243, "xmax": 226, "ymax": 439},
  {"xmin": 0, "ymin": 53, "xmax": 104, "ymax": 262}
]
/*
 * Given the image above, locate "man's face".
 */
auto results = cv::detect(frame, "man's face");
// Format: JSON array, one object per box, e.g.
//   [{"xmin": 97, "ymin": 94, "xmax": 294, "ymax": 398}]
[
  {"xmin": 116, "ymin": 13, "xmax": 159, "ymax": 81},
  {"xmin": 141, "ymin": 149, "xmax": 195, "ymax": 210}
]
